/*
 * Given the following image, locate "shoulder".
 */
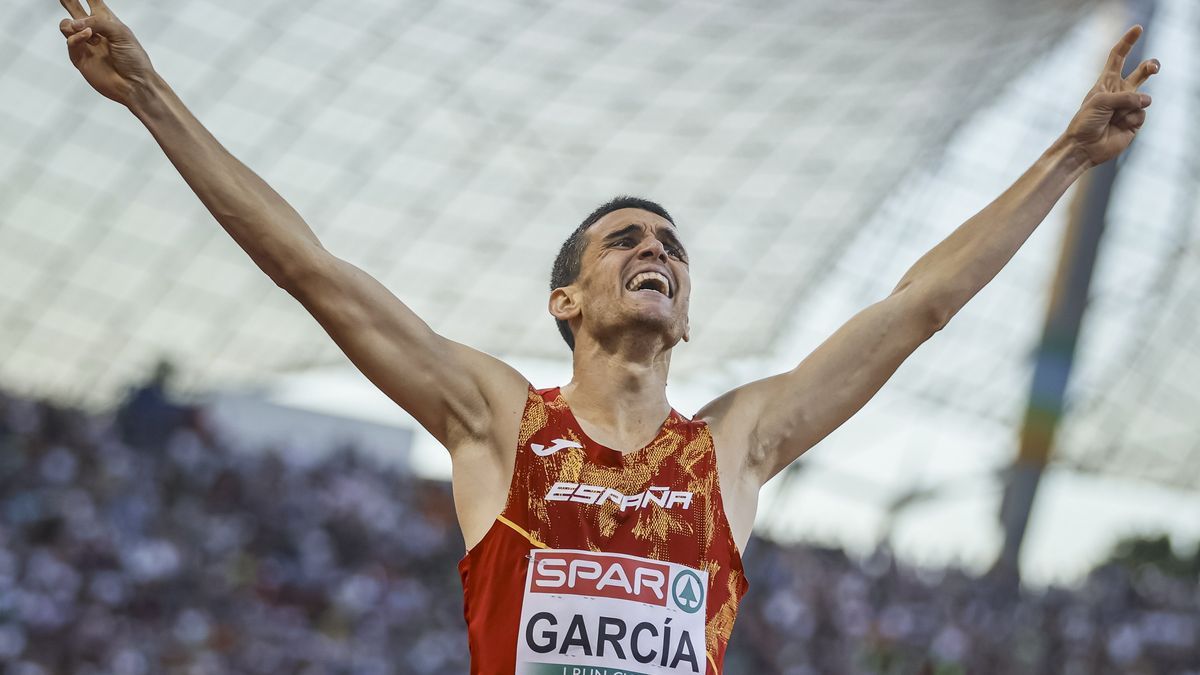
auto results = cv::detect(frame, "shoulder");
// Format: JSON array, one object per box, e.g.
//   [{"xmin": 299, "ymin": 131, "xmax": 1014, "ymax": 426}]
[
  {"xmin": 694, "ymin": 385, "xmax": 773, "ymax": 482},
  {"xmin": 669, "ymin": 408, "xmax": 715, "ymax": 441},
  {"xmin": 694, "ymin": 386, "xmax": 757, "ymax": 445}
]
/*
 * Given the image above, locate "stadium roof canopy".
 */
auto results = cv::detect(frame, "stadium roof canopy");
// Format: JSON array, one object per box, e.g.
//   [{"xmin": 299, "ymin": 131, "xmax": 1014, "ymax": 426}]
[{"xmin": 3, "ymin": 0, "xmax": 1090, "ymax": 396}]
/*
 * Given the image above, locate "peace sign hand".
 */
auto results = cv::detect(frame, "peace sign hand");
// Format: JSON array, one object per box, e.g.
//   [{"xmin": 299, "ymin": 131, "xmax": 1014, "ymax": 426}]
[
  {"xmin": 1064, "ymin": 25, "xmax": 1160, "ymax": 168},
  {"xmin": 58, "ymin": 0, "xmax": 156, "ymax": 109}
]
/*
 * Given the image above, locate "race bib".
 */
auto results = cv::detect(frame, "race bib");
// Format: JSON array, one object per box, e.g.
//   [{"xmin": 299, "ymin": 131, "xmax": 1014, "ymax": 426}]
[{"xmin": 515, "ymin": 549, "xmax": 708, "ymax": 675}]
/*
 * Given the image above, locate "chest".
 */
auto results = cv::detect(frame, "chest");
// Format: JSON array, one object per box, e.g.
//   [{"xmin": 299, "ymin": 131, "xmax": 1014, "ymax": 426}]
[{"xmin": 517, "ymin": 421, "xmax": 719, "ymax": 558}]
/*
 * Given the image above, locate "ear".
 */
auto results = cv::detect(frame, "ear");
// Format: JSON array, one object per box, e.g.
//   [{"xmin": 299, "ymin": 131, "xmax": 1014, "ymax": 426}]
[
  {"xmin": 549, "ymin": 286, "xmax": 581, "ymax": 323},
  {"xmin": 682, "ymin": 319, "xmax": 690, "ymax": 343}
]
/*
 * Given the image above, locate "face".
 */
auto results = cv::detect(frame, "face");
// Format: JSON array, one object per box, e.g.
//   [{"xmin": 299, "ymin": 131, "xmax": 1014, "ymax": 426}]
[{"xmin": 551, "ymin": 208, "xmax": 692, "ymax": 350}]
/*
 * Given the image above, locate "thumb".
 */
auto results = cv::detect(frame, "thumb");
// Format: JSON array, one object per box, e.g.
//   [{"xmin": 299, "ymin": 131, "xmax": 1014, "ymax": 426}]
[
  {"xmin": 67, "ymin": 14, "xmax": 125, "ymax": 40},
  {"xmin": 65, "ymin": 26, "xmax": 94, "ymax": 65},
  {"xmin": 1089, "ymin": 91, "xmax": 1150, "ymax": 111}
]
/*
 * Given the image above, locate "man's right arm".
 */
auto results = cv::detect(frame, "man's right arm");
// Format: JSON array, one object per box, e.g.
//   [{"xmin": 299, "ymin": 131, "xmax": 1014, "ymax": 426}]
[{"xmin": 58, "ymin": 1, "xmax": 529, "ymax": 453}]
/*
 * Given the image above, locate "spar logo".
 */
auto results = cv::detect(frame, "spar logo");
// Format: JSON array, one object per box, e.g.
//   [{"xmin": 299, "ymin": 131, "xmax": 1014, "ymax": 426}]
[
  {"xmin": 532, "ymin": 552, "xmax": 669, "ymax": 605},
  {"xmin": 671, "ymin": 569, "xmax": 705, "ymax": 614}
]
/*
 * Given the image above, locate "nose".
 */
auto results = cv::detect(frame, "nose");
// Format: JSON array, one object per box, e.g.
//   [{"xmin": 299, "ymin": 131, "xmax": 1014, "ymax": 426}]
[{"xmin": 637, "ymin": 237, "xmax": 668, "ymax": 262}]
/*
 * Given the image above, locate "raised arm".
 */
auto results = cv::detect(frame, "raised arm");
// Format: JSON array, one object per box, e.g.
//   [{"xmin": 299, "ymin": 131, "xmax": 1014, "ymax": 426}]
[
  {"xmin": 57, "ymin": 1, "xmax": 529, "ymax": 454},
  {"xmin": 702, "ymin": 26, "xmax": 1159, "ymax": 501}
]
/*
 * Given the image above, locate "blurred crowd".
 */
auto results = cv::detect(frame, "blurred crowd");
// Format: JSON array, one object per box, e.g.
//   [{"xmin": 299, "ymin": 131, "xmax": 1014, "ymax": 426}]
[
  {"xmin": 732, "ymin": 541, "xmax": 1198, "ymax": 675},
  {"xmin": 0, "ymin": 382, "xmax": 1196, "ymax": 674}
]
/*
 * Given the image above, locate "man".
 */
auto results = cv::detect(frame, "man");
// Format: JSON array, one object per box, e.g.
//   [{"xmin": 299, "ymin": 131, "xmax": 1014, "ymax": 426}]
[{"xmin": 58, "ymin": 0, "xmax": 1158, "ymax": 672}]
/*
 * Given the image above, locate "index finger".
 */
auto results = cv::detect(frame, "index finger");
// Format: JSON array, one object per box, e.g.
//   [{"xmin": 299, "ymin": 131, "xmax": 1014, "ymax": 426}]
[{"xmin": 1106, "ymin": 25, "xmax": 1143, "ymax": 76}]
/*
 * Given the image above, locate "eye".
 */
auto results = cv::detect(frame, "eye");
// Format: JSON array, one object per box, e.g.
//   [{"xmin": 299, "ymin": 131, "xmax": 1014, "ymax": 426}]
[
  {"xmin": 612, "ymin": 237, "xmax": 636, "ymax": 248},
  {"xmin": 666, "ymin": 244, "xmax": 688, "ymax": 262}
]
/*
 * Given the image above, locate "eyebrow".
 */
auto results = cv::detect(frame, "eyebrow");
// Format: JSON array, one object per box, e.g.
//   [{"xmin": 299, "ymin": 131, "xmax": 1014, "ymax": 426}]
[
  {"xmin": 602, "ymin": 223, "xmax": 689, "ymax": 257},
  {"xmin": 601, "ymin": 224, "xmax": 645, "ymax": 243}
]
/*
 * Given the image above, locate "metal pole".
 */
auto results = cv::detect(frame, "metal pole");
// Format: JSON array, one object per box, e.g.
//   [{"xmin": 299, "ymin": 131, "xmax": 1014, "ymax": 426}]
[{"xmin": 993, "ymin": 0, "xmax": 1156, "ymax": 582}]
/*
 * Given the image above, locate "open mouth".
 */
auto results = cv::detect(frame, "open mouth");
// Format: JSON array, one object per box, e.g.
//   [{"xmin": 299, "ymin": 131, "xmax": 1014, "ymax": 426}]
[{"xmin": 625, "ymin": 271, "xmax": 672, "ymax": 298}]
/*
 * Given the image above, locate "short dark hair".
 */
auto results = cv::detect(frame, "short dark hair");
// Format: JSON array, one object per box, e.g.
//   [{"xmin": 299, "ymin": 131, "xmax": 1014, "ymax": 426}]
[{"xmin": 550, "ymin": 196, "xmax": 674, "ymax": 350}]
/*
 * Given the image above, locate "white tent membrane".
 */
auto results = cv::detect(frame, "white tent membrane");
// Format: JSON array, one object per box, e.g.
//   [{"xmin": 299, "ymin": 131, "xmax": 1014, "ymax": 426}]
[
  {"xmin": 1, "ymin": 0, "xmax": 1091, "ymax": 405},
  {"xmin": 754, "ymin": 0, "xmax": 1200, "ymax": 564}
]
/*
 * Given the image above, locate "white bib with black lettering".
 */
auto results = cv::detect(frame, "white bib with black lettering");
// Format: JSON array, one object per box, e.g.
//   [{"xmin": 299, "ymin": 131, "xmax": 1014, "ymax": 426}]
[{"xmin": 515, "ymin": 549, "xmax": 708, "ymax": 675}]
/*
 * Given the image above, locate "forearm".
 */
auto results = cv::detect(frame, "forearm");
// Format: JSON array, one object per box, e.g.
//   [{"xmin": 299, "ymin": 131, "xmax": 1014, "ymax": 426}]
[
  {"xmin": 896, "ymin": 136, "xmax": 1092, "ymax": 326},
  {"xmin": 129, "ymin": 73, "xmax": 323, "ymax": 286}
]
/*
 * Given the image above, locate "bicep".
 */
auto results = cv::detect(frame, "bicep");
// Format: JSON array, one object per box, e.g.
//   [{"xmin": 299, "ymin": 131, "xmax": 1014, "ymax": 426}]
[
  {"xmin": 706, "ymin": 289, "xmax": 939, "ymax": 483},
  {"xmin": 283, "ymin": 250, "xmax": 528, "ymax": 450}
]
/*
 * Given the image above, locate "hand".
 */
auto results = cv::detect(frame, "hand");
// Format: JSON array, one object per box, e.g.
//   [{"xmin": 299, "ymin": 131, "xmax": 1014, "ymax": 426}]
[
  {"xmin": 58, "ymin": 0, "xmax": 155, "ymax": 108},
  {"xmin": 1063, "ymin": 25, "xmax": 1159, "ymax": 168}
]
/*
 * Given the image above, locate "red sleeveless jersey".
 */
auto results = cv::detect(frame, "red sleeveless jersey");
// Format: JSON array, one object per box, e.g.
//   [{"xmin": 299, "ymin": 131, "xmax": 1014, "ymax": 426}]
[{"xmin": 458, "ymin": 386, "xmax": 748, "ymax": 675}]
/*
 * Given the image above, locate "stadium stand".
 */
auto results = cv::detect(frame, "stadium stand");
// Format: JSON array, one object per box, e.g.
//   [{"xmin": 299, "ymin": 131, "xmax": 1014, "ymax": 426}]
[{"xmin": 0, "ymin": 388, "xmax": 1195, "ymax": 674}]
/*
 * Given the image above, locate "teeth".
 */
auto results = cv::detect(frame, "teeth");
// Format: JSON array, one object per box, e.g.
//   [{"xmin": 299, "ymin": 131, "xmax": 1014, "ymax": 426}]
[{"xmin": 625, "ymin": 271, "xmax": 670, "ymax": 296}]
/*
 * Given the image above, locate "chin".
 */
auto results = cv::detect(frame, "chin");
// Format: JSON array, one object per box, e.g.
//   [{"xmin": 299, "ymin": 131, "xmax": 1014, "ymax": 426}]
[{"xmin": 624, "ymin": 313, "xmax": 687, "ymax": 347}]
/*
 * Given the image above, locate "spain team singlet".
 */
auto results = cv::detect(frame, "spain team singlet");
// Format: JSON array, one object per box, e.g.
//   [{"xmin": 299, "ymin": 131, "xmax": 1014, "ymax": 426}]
[{"xmin": 458, "ymin": 385, "xmax": 748, "ymax": 675}]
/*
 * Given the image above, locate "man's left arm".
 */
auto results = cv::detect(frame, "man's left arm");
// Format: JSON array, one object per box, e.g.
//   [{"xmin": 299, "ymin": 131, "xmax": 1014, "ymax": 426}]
[{"xmin": 701, "ymin": 26, "xmax": 1160, "ymax": 490}]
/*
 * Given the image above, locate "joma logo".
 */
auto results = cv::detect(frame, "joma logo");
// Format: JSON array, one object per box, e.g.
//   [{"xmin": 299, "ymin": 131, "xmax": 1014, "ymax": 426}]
[{"xmin": 531, "ymin": 438, "xmax": 583, "ymax": 456}]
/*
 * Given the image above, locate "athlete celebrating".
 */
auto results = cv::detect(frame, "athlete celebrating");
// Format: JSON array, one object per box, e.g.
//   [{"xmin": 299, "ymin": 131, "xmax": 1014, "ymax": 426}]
[{"xmin": 57, "ymin": 1, "xmax": 1159, "ymax": 672}]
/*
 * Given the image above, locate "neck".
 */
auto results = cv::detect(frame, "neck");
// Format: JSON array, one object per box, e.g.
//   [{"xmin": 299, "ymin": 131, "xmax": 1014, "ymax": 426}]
[{"xmin": 561, "ymin": 333, "xmax": 673, "ymax": 438}]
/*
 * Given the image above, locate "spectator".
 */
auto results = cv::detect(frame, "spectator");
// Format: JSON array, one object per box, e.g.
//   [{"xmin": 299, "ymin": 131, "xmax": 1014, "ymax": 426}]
[
  {"xmin": 116, "ymin": 359, "xmax": 191, "ymax": 450},
  {"xmin": 0, "ymin": 386, "xmax": 1196, "ymax": 674}
]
